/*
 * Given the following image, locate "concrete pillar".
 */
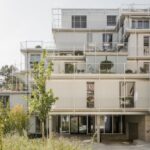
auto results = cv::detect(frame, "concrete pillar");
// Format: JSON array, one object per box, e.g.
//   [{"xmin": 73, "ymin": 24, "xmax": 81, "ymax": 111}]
[
  {"xmin": 49, "ymin": 115, "xmax": 52, "ymax": 138},
  {"xmin": 145, "ymin": 115, "xmax": 150, "ymax": 142},
  {"xmin": 96, "ymin": 115, "xmax": 101, "ymax": 143}
]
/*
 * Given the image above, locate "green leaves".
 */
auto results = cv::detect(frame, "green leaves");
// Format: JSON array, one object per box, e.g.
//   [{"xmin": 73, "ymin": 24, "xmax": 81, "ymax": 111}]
[{"xmin": 29, "ymin": 50, "xmax": 58, "ymax": 123}]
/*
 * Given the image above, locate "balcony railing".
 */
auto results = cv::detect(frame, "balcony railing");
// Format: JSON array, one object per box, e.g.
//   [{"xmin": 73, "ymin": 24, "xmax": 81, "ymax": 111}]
[
  {"xmin": 0, "ymin": 83, "xmax": 28, "ymax": 92},
  {"xmin": 51, "ymin": 62, "xmax": 150, "ymax": 75},
  {"xmin": 121, "ymin": 4, "xmax": 150, "ymax": 13},
  {"xmin": 20, "ymin": 41, "xmax": 128, "ymax": 52},
  {"xmin": 20, "ymin": 41, "xmax": 56, "ymax": 50}
]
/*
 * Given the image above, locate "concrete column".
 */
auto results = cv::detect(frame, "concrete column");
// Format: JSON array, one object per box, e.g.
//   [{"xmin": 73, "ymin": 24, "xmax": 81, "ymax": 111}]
[
  {"xmin": 145, "ymin": 115, "xmax": 150, "ymax": 142},
  {"xmin": 49, "ymin": 115, "xmax": 52, "ymax": 138},
  {"xmin": 86, "ymin": 115, "xmax": 88, "ymax": 135},
  {"xmin": 96, "ymin": 115, "xmax": 101, "ymax": 143}
]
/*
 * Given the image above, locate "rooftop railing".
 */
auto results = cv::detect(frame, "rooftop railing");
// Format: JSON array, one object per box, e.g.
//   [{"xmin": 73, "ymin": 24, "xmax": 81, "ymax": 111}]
[
  {"xmin": 121, "ymin": 4, "xmax": 150, "ymax": 13},
  {"xmin": 20, "ymin": 41, "xmax": 128, "ymax": 52},
  {"xmin": 20, "ymin": 41, "xmax": 56, "ymax": 50}
]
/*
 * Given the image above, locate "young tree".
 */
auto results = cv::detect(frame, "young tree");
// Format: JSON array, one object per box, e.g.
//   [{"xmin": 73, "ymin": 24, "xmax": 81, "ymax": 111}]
[
  {"xmin": 0, "ymin": 65, "xmax": 26, "ymax": 91},
  {"xmin": 28, "ymin": 50, "xmax": 58, "ymax": 140}
]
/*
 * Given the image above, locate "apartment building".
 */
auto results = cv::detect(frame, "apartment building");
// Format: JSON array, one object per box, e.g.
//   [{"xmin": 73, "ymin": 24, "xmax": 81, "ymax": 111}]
[{"xmin": 1, "ymin": 4, "xmax": 150, "ymax": 142}]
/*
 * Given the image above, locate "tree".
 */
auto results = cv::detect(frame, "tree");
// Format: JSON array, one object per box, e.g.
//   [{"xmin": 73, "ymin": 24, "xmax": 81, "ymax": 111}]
[
  {"xmin": 100, "ymin": 56, "xmax": 114, "ymax": 73},
  {"xmin": 0, "ymin": 65, "xmax": 26, "ymax": 91},
  {"xmin": 28, "ymin": 50, "xmax": 58, "ymax": 140}
]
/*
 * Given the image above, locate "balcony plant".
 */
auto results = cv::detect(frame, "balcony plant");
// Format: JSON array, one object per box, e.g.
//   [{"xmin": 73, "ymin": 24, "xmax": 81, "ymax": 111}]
[
  {"xmin": 125, "ymin": 69, "xmax": 133, "ymax": 74},
  {"xmin": 100, "ymin": 56, "xmax": 114, "ymax": 73},
  {"xmin": 65, "ymin": 64, "xmax": 74, "ymax": 74}
]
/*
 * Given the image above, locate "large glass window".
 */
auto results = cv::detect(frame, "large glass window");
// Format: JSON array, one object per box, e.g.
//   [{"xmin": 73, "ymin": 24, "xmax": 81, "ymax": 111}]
[
  {"xmin": 72, "ymin": 16, "xmax": 87, "ymax": 28},
  {"xmin": 87, "ymin": 82, "xmax": 94, "ymax": 108},
  {"xmin": 104, "ymin": 115, "xmax": 124, "ymax": 134},
  {"xmin": 107, "ymin": 16, "xmax": 116, "ymax": 26},
  {"xmin": 120, "ymin": 82, "xmax": 135, "ymax": 108},
  {"xmin": 79, "ymin": 116, "xmax": 87, "ymax": 134},
  {"xmin": 61, "ymin": 115, "xmax": 69, "ymax": 133},
  {"xmin": 70, "ymin": 116, "xmax": 78, "ymax": 133}
]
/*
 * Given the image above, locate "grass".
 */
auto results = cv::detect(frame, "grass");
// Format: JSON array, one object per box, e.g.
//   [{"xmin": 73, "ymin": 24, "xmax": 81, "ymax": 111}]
[{"xmin": 2, "ymin": 134, "xmax": 91, "ymax": 150}]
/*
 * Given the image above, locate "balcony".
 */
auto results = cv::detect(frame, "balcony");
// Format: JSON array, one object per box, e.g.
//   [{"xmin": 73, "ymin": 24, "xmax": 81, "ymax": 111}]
[
  {"xmin": 20, "ymin": 41, "xmax": 128, "ymax": 53},
  {"xmin": 51, "ymin": 61, "xmax": 150, "ymax": 75},
  {"xmin": 121, "ymin": 4, "xmax": 150, "ymax": 14},
  {"xmin": 20, "ymin": 41, "xmax": 56, "ymax": 51}
]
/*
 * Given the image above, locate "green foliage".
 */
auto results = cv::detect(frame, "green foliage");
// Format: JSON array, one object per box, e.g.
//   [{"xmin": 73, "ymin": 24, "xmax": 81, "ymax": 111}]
[
  {"xmin": 0, "ymin": 65, "xmax": 26, "ymax": 91},
  {"xmin": 0, "ymin": 102, "xmax": 28, "ymax": 136},
  {"xmin": 28, "ymin": 50, "xmax": 58, "ymax": 138},
  {"xmin": 9, "ymin": 105, "xmax": 28, "ymax": 135},
  {"xmin": 2, "ymin": 134, "xmax": 88, "ymax": 150},
  {"xmin": 100, "ymin": 56, "xmax": 114, "ymax": 73}
]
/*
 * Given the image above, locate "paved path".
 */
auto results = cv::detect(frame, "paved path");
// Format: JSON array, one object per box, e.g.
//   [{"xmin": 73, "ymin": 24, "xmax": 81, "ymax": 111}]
[{"xmin": 90, "ymin": 140, "xmax": 150, "ymax": 150}]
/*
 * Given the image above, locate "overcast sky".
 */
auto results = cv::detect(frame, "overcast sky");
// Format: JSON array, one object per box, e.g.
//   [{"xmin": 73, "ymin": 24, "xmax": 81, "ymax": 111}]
[{"xmin": 0, "ymin": 0, "xmax": 150, "ymax": 69}]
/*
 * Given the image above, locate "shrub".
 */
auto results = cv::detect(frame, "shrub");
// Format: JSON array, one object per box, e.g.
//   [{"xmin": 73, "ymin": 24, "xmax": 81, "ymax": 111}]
[
  {"xmin": 2, "ymin": 134, "xmax": 89, "ymax": 150},
  {"xmin": 9, "ymin": 105, "xmax": 28, "ymax": 135},
  {"xmin": 125, "ymin": 69, "xmax": 133, "ymax": 74},
  {"xmin": 100, "ymin": 60, "xmax": 114, "ymax": 73}
]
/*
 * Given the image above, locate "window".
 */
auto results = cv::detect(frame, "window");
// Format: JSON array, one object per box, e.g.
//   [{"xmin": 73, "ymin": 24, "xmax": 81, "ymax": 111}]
[
  {"xmin": 87, "ymin": 82, "xmax": 94, "ymax": 108},
  {"xmin": 141, "ymin": 62, "xmax": 150, "ymax": 73},
  {"xmin": 0, "ymin": 95, "xmax": 9, "ymax": 108},
  {"xmin": 30, "ymin": 54, "xmax": 41, "ymax": 68},
  {"xmin": 144, "ymin": 20, "xmax": 149, "ymax": 28},
  {"xmin": 107, "ymin": 16, "xmax": 116, "ymax": 26},
  {"xmin": 35, "ymin": 116, "xmax": 41, "ymax": 133},
  {"xmin": 144, "ymin": 36, "xmax": 150, "ymax": 55},
  {"xmin": 104, "ymin": 115, "xmax": 125, "ymax": 133},
  {"xmin": 138, "ymin": 21, "xmax": 143, "ymax": 28},
  {"xmin": 132, "ymin": 20, "xmax": 136, "ymax": 28},
  {"xmin": 72, "ymin": 16, "xmax": 87, "ymax": 28},
  {"xmin": 120, "ymin": 82, "xmax": 135, "ymax": 108},
  {"xmin": 61, "ymin": 115, "xmax": 69, "ymax": 133},
  {"xmin": 102, "ymin": 34, "xmax": 112, "ymax": 50},
  {"xmin": 132, "ymin": 20, "xmax": 149, "ymax": 29}
]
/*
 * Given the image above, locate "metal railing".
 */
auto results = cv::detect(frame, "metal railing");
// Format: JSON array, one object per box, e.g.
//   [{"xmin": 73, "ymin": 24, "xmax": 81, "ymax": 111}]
[
  {"xmin": 20, "ymin": 41, "xmax": 128, "ymax": 52},
  {"xmin": 51, "ymin": 62, "xmax": 150, "ymax": 75},
  {"xmin": 20, "ymin": 41, "xmax": 56, "ymax": 50}
]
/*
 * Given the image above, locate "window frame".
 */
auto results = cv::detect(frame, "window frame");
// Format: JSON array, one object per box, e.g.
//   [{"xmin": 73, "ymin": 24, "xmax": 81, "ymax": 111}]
[
  {"xmin": 107, "ymin": 15, "xmax": 116, "ymax": 26},
  {"xmin": 72, "ymin": 15, "xmax": 87, "ymax": 28}
]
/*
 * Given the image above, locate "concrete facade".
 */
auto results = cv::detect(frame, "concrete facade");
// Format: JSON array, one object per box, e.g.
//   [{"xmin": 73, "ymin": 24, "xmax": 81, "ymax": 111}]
[{"xmin": 2, "ymin": 4, "xmax": 149, "ymax": 142}]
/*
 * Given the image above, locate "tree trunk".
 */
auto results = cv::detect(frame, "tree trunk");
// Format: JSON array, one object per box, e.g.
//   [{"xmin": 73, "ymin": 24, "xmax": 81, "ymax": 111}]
[{"xmin": 41, "ymin": 121, "xmax": 45, "ymax": 141}]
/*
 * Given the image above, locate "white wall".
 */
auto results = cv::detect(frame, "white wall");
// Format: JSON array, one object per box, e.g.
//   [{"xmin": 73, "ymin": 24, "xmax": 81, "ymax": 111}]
[
  {"xmin": 46, "ymin": 79, "xmax": 150, "ymax": 110},
  {"xmin": 61, "ymin": 9, "xmax": 119, "ymax": 29}
]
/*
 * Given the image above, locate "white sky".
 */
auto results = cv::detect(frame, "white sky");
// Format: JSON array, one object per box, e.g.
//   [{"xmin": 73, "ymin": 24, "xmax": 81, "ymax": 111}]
[{"xmin": 0, "ymin": 0, "xmax": 150, "ymax": 68}]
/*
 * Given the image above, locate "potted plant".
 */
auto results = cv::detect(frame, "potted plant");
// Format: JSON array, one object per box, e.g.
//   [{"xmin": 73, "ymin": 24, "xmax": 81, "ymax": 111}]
[{"xmin": 100, "ymin": 56, "xmax": 114, "ymax": 73}]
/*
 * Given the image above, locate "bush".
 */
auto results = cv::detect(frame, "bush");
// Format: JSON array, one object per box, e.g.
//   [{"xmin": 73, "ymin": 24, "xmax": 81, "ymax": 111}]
[
  {"xmin": 9, "ymin": 105, "xmax": 28, "ymax": 135},
  {"xmin": 125, "ymin": 69, "xmax": 133, "ymax": 74},
  {"xmin": 2, "ymin": 134, "xmax": 89, "ymax": 150}
]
